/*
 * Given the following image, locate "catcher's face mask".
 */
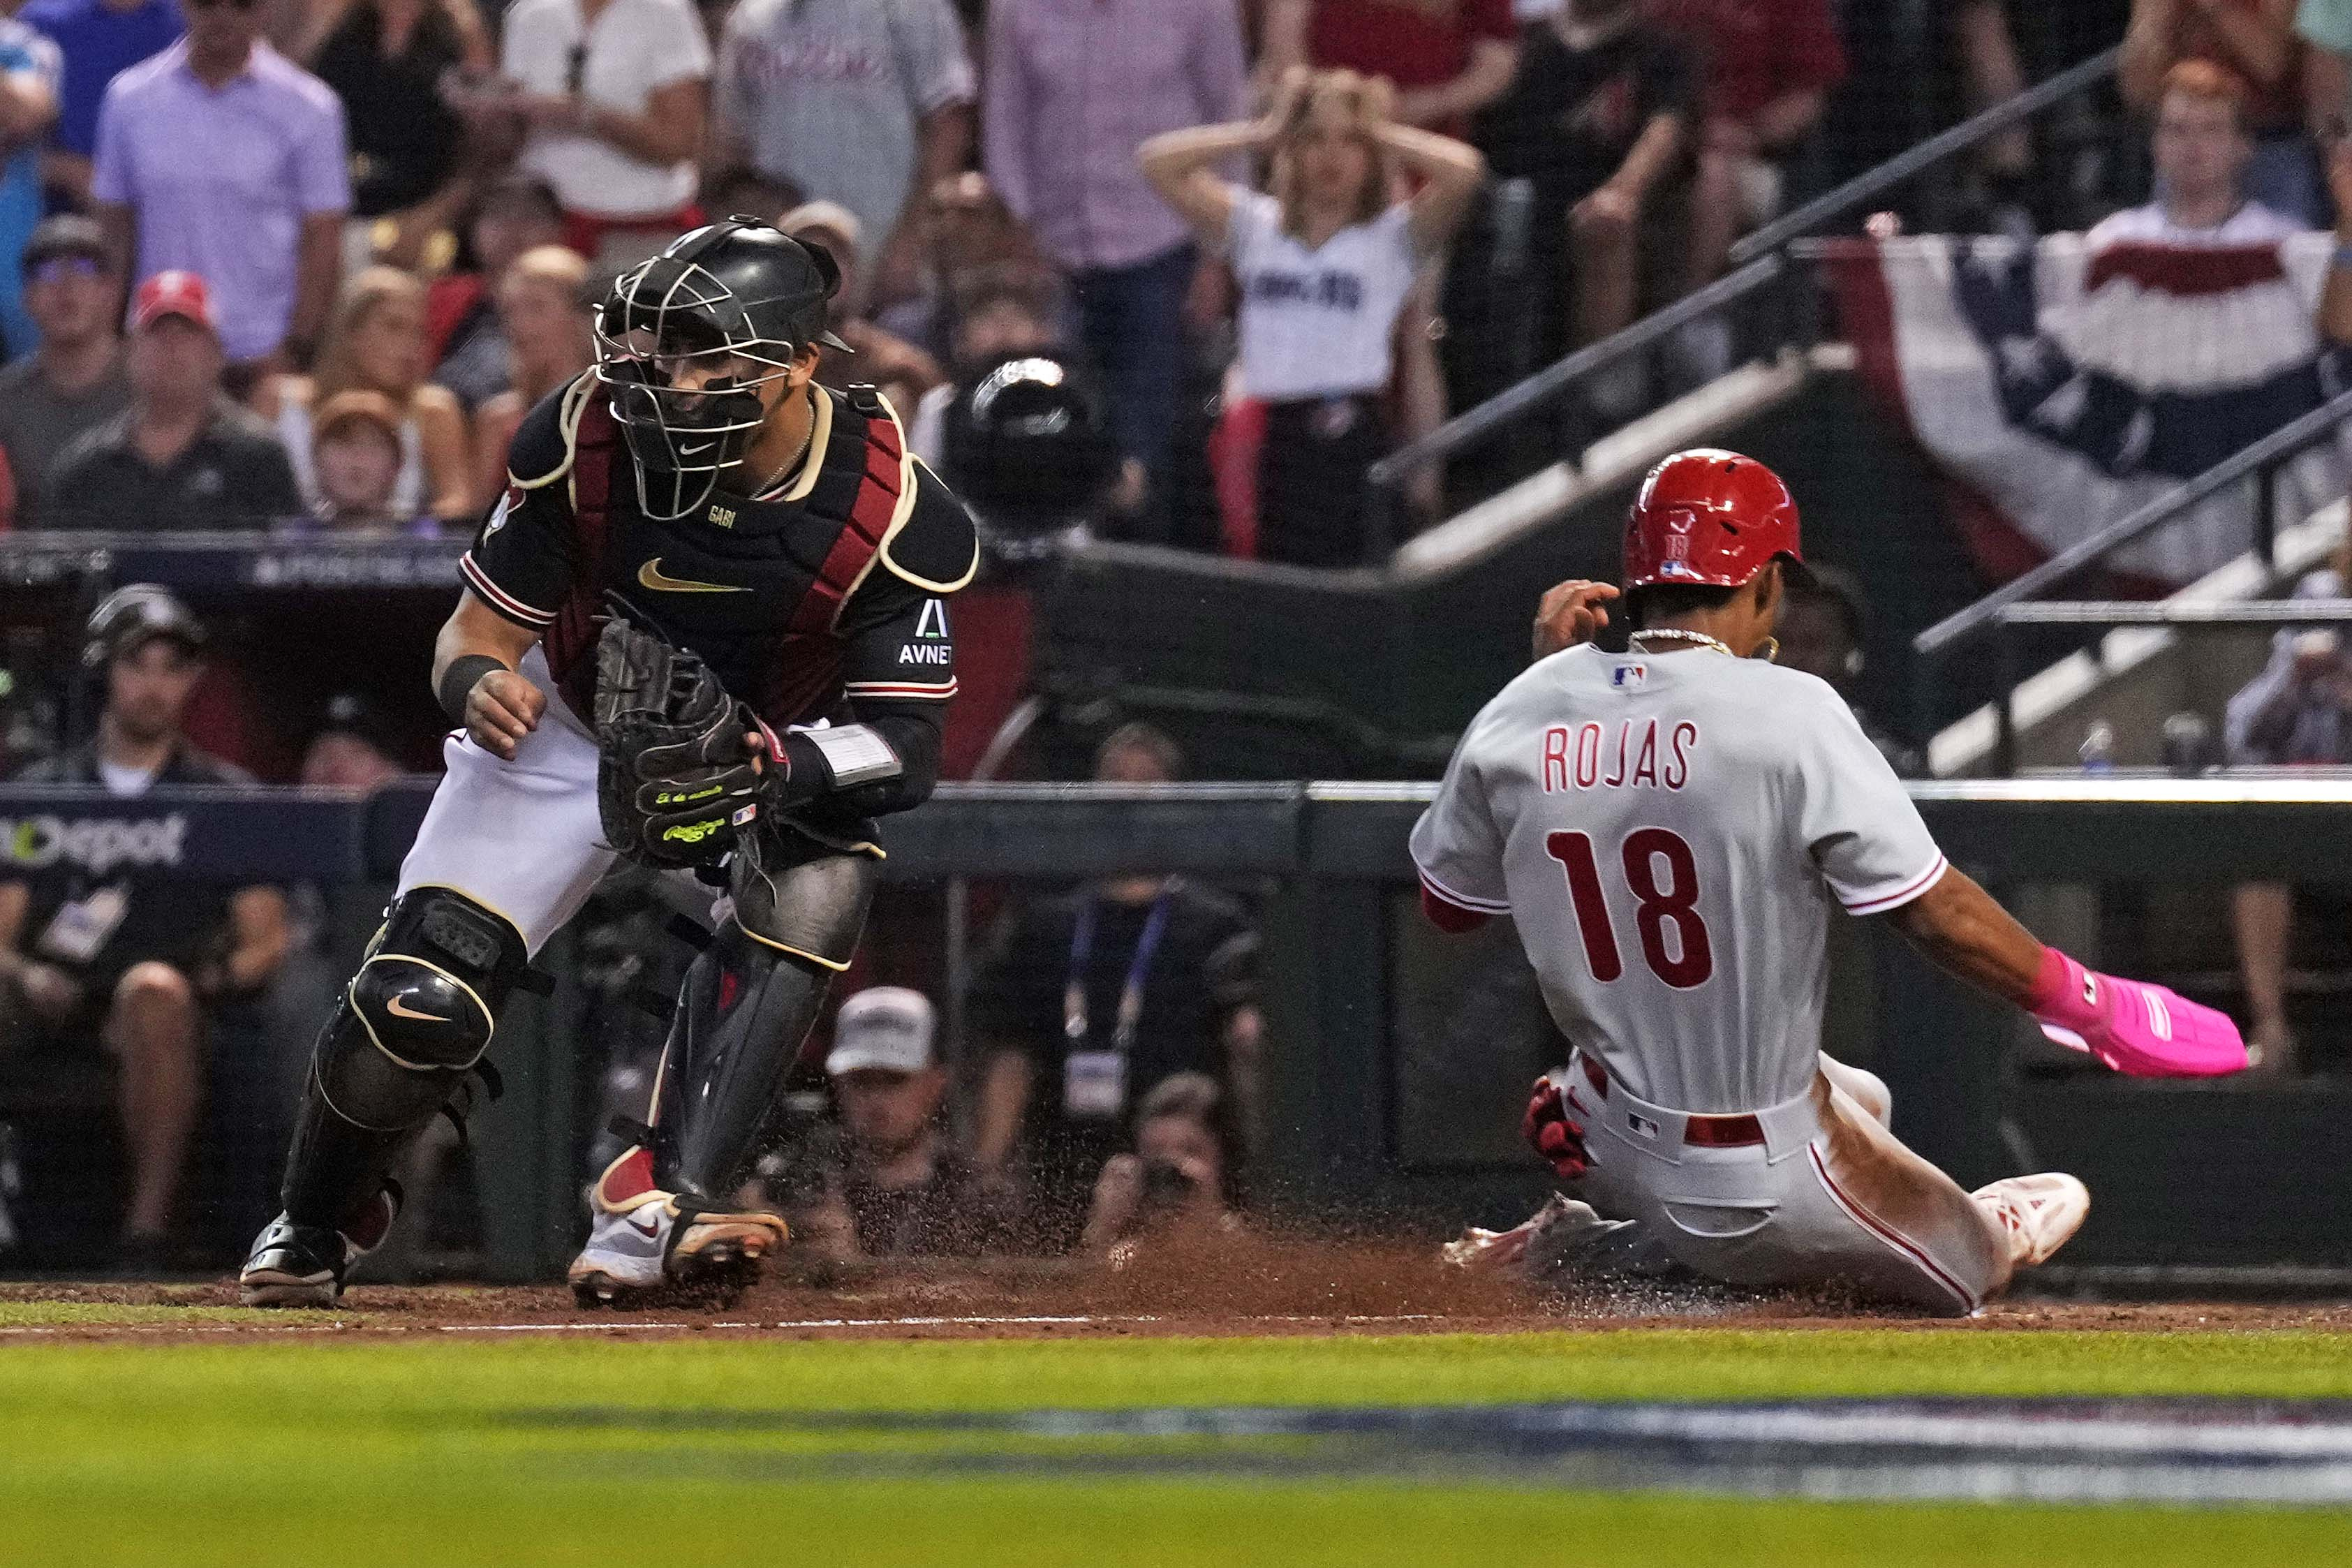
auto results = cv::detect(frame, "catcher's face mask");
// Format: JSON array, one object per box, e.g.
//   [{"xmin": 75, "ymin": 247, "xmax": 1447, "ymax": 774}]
[{"xmin": 595, "ymin": 261, "xmax": 799, "ymax": 522}]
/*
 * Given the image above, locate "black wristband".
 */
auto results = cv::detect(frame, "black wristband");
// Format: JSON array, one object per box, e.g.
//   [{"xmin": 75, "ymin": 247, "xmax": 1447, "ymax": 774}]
[{"xmin": 438, "ymin": 654, "xmax": 509, "ymax": 723}]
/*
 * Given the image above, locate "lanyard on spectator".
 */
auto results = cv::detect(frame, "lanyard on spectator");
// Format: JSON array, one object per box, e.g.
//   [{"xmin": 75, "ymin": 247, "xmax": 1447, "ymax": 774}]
[{"xmin": 1065, "ymin": 882, "xmax": 1175, "ymax": 1056}]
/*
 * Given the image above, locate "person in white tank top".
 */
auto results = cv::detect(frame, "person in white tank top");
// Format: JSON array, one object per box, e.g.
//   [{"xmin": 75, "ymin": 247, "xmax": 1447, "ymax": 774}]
[
  {"xmin": 1421, "ymin": 449, "xmax": 2247, "ymax": 1314},
  {"xmin": 1139, "ymin": 68, "xmax": 1484, "ymax": 566}
]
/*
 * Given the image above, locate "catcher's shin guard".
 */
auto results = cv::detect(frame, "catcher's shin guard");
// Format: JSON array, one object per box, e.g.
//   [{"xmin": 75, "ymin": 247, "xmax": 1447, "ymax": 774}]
[
  {"xmin": 277, "ymin": 887, "xmax": 532, "ymax": 1229},
  {"xmin": 653, "ymin": 833, "xmax": 876, "ymax": 1199}
]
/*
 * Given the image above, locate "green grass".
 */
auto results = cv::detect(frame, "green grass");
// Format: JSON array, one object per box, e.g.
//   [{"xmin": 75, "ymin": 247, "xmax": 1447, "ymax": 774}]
[
  {"xmin": 0, "ymin": 1299, "xmax": 282, "ymax": 1329},
  {"xmin": 3, "ymin": 1329, "xmax": 2349, "ymax": 1565}
]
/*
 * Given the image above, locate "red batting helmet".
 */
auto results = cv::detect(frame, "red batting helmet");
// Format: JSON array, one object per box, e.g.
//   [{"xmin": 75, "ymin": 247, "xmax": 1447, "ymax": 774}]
[{"xmin": 1623, "ymin": 449, "xmax": 1806, "ymax": 591}]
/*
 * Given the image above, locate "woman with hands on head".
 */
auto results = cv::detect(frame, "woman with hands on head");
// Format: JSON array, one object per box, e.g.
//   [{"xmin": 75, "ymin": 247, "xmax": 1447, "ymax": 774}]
[{"xmin": 1138, "ymin": 68, "xmax": 1484, "ymax": 568}]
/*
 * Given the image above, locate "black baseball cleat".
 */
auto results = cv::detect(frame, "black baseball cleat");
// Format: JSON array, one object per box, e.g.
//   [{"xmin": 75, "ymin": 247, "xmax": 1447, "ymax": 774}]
[{"xmin": 237, "ymin": 1186, "xmax": 399, "ymax": 1308}]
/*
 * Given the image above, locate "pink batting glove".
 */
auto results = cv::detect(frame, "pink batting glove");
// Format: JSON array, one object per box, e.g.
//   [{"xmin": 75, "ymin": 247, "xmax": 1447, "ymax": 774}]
[{"xmin": 2028, "ymin": 948, "xmax": 2247, "ymax": 1077}]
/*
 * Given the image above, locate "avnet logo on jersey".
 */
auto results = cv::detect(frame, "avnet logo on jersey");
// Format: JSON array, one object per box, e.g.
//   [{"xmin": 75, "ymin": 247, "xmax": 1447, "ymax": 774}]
[{"xmin": 1, "ymin": 813, "xmax": 188, "ymax": 875}]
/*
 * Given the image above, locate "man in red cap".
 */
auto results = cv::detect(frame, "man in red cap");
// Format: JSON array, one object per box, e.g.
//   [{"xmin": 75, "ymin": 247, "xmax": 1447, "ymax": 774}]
[
  {"xmin": 1421, "ymin": 448, "xmax": 2246, "ymax": 1315},
  {"xmin": 40, "ymin": 269, "xmax": 300, "ymax": 531}
]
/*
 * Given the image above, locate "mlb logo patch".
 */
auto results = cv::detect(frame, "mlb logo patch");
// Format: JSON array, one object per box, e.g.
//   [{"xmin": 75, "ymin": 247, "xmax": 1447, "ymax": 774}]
[
  {"xmin": 1627, "ymin": 1112, "xmax": 1661, "ymax": 1141},
  {"xmin": 1611, "ymin": 663, "xmax": 1647, "ymax": 688}
]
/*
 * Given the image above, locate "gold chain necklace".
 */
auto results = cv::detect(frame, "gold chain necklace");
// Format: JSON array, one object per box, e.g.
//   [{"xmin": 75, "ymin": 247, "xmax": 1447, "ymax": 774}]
[{"xmin": 1629, "ymin": 628, "xmax": 1736, "ymax": 658}]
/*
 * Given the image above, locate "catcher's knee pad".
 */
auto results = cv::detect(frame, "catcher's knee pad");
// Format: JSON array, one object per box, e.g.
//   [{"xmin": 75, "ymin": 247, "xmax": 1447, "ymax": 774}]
[
  {"xmin": 315, "ymin": 887, "xmax": 528, "ymax": 1132},
  {"xmin": 730, "ymin": 832, "xmax": 878, "ymax": 970}
]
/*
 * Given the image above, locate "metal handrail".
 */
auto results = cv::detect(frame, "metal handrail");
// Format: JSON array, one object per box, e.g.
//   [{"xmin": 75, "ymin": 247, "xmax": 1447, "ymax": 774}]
[
  {"xmin": 1364, "ymin": 45, "xmax": 2122, "ymax": 535},
  {"xmin": 1972, "ymin": 598, "xmax": 2352, "ymax": 775},
  {"xmin": 1996, "ymin": 600, "xmax": 2352, "ymax": 627},
  {"xmin": 1362, "ymin": 253, "xmax": 1784, "ymax": 496},
  {"xmin": 1915, "ymin": 384, "xmax": 2352, "ymax": 660},
  {"xmin": 1729, "ymin": 47, "xmax": 2122, "ymax": 265}
]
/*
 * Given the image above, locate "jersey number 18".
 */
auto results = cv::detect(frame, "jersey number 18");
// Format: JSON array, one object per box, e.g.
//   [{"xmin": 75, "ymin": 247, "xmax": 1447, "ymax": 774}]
[{"xmin": 1545, "ymin": 829, "xmax": 1715, "ymax": 989}]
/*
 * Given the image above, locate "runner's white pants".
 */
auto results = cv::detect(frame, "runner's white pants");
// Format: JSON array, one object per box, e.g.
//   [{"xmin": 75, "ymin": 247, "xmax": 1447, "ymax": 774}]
[{"xmin": 1565, "ymin": 1049, "xmax": 2013, "ymax": 1316}]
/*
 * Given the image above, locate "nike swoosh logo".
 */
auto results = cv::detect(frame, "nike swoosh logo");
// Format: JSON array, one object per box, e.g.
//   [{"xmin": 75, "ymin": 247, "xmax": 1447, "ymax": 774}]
[
  {"xmin": 385, "ymin": 997, "xmax": 446, "ymax": 1022},
  {"xmin": 639, "ymin": 558, "xmax": 749, "ymax": 594},
  {"xmin": 626, "ymin": 1212, "xmax": 662, "ymax": 1238}
]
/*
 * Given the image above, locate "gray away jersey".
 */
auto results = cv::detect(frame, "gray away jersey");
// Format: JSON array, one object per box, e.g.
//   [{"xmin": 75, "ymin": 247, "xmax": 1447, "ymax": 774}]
[{"xmin": 1410, "ymin": 644, "xmax": 1946, "ymax": 1113}]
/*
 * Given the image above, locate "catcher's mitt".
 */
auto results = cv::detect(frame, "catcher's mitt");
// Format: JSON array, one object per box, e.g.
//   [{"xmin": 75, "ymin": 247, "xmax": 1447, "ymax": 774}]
[{"xmin": 593, "ymin": 618, "xmax": 767, "ymax": 867}]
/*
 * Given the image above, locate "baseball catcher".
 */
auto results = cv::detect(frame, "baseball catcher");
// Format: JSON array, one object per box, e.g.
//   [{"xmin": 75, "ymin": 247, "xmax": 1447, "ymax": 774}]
[
  {"xmin": 241, "ymin": 218, "xmax": 977, "ymax": 1306},
  {"xmin": 1422, "ymin": 450, "xmax": 2246, "ymax": 1314}
]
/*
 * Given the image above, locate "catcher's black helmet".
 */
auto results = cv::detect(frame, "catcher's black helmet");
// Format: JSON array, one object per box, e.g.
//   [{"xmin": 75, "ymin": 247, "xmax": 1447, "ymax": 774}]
[
  {"xmin": 594, "ymin": 216, "xmax": 854, "ymax": 520},
  {"xmin": 83, "ymin": 583, "xmax": 207, "ymax": 670},
  {"xmin": 942, "ymin": 352, "xmax": 1116, "ymax": 549}
]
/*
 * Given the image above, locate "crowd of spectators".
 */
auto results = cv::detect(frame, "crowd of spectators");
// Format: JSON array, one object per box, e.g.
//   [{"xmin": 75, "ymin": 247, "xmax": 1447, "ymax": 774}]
[{"xmin": 0, "ymin": 0, "xmax": 2275, "ymax": 561}]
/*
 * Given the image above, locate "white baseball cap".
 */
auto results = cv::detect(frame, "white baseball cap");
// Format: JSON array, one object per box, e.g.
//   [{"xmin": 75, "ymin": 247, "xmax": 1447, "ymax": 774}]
[{"xmin": 825, "ymin": 987, "xmax": 937, "ymax": 1077}]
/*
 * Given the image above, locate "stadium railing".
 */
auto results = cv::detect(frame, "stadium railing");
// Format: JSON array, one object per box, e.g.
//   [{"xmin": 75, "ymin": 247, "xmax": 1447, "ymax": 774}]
[
  {"xmin": 6, "ymin": 776, "xmax": 2349, "ymax": 1281},
  {"xmin": 1361, "ymin": 46, "xmax": 2125, "ymax": 554},
  {"xmin": 1912, "ymin": 385, "xmax": 2352, "ymax": 768},
  {"xmin": 1969, "ymin": 600, "xmax": 2352, "ymax": 774},
  {"xmin": 0, "ymin": 530, "xmax": 464, "ymax": 593}
]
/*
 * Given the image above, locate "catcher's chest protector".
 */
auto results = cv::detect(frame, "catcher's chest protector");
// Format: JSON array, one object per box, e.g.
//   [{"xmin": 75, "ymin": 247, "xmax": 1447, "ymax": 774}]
[{"xmin": 544, "ymin": 387, "xmax": 909, "ymax": 729}]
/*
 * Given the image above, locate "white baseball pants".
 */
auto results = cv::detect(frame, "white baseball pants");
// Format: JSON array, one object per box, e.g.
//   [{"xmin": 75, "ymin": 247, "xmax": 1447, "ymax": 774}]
[{"xmin": 1563, "ymin": 1049, "xmax": 2014, "ymax": 1315}]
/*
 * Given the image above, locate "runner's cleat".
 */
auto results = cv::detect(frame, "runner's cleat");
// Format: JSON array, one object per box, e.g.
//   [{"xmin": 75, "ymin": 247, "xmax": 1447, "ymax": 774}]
[
  {"xmin": 1972, "ymin": 1172, "xmax": 2090, "ymax": 1268},
  {"xmin": 1445, "ymin": 1194, "xmax": 1693, "ymax": 1285},
  {"xmin": 237, "ymin": 1185, "xmax": 400, "ymax": 1308},
  {"xmin": 566, "ymin": 1146, "xmax": 787, "ymax": 1308}
]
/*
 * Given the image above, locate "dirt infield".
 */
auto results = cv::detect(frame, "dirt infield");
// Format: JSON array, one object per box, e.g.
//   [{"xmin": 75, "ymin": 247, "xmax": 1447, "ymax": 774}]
[{"xmin": 8, "ymin": 1232, "xmax": 2351, "ymax": 1340}]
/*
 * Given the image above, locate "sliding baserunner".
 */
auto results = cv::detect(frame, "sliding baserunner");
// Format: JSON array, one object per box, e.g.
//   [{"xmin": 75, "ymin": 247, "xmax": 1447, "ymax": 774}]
[{"xmin": 1419, "ymin": 450, "xmax": 2244, "ymax": 1314}]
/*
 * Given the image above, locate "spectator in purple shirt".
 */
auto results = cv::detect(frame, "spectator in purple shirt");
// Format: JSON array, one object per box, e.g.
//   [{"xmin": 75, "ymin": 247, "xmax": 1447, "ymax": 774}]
[
  {"xmin": 20, "ymin": 0, "xmax": 184, "ymax": 209},
  {"xmin": 91, "ymin": 0, "xmax": 348, "ymax": 378},
  {"xmin": 984, "ymin": 0, "xmax": 1248, "ymax": 538}
]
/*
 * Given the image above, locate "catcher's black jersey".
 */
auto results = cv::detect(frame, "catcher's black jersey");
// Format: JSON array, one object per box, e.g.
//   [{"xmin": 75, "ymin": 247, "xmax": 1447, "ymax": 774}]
[{"xmin": 459, "ymin": 377, "xmax": 977, "ymax": 735}]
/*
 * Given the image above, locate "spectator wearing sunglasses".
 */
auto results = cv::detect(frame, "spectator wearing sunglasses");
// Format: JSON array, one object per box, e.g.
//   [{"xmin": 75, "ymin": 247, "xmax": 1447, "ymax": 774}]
[
  {"xmin": 91, "ymin": 0, "xmax": 349, "ymax": 378},
  {"xmin": 0, "ymin": 12, "xmax": 59, "ymax": 360},
  {"xmin": 0, "ymin": 217, "xmax": 130, "ymax": 525}
]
